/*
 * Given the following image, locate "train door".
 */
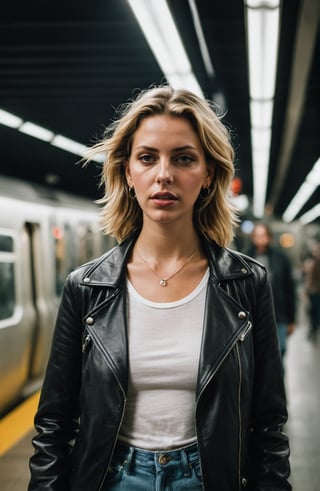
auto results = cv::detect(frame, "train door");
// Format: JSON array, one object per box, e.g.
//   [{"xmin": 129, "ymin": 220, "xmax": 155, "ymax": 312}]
[{"xmin": 24, "ymin": 221, "xmax": 56, "ymax": 384}]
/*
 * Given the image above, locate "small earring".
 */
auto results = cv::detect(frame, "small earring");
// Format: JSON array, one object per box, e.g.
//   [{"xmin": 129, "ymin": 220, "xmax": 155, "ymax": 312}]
[
  {"xmin": 128, "ymin": 186, "xmax": 136, "ymax": 199},
  {"xmin": 200, "ymin": 187, "xmax": 210, "ymax": 199}
]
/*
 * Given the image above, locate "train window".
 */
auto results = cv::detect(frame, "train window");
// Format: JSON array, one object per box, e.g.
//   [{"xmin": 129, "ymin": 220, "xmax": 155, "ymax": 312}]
[
  {"xmin": 0, "ymin": 233, "xmax": 15, "ymax": 319},
  {"xmin": 53, "ymin": 223, "xmax": 77, "ymax": 296},
  {"xmin": 0, "ymin": 262, "xmax": 15, "ymax": 320},
  {"xmin": 76, "ymin": 224, "xmax": 95, "ymax": 264},
  {"xmin": 0, "ymin": 235, "xmax": 13, "ymax": 252}
]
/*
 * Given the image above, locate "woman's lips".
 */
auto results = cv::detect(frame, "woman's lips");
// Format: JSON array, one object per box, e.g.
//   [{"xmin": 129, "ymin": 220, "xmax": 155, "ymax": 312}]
[
  {"xmin": 151, "ymin": 192, "xmax": 178, "ymax": 205},
  {"xmin": 151, "ymin": 192, "xmax": 177, "ymax": 200}
]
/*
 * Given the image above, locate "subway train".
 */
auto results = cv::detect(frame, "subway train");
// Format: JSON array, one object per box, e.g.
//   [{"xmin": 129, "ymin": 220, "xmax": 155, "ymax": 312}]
[{"xmin": 0, "ymin": 175, "xmax": 115, "ymax": 417}]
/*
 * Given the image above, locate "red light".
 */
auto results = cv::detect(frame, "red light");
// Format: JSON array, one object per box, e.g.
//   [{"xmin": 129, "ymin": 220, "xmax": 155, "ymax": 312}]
[
  {"xmin": 231, "ymin": 177, "xmax": 242, "ymax": 195},
  {"xmin": 52, "ymin": 226, "xmax": 63, "ymax": 240}
]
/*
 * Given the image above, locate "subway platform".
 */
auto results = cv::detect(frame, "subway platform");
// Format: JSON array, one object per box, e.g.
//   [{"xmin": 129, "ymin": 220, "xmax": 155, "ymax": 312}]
[{"xmin": 0, "ymin": 322, "xmax": 319, "ymax": 490}]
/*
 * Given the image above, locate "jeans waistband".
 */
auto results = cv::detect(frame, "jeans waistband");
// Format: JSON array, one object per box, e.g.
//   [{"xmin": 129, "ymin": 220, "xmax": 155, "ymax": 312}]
[{"xmin": 114, "ymin": 441, "xmax": 199, "ymax": 474}]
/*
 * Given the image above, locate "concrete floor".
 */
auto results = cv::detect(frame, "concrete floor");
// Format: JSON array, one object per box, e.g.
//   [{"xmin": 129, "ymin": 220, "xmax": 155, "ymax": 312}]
[{"xmin": 285, "ymin": 323, "xmax": 320, "ymax": 491}]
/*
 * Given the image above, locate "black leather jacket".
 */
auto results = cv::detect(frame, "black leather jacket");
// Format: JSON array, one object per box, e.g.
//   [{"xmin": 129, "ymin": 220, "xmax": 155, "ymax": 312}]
[{"xmin": 29, "ymin": 236, "xmax": 291, "ymax": 491}]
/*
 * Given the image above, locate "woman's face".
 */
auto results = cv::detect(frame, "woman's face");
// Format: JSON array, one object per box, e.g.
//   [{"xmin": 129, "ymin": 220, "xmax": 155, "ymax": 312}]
[
  {"xmin": 125, "ymin": 114, "xmax": 213, "ymax": 227},
  {"xmin": 252, "ymin": 225, "xmax": 272, "ymax": 253}
]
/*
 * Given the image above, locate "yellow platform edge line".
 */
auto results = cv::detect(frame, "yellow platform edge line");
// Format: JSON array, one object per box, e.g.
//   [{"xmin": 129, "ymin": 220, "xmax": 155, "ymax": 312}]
[{"xmin": 0, "ymin": 391, "xmax": 40, "ymax": 457}]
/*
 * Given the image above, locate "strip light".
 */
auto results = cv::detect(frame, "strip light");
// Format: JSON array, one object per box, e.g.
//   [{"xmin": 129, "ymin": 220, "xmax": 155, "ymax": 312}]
[
  {"xmin": 188, "ymin": 0, "xmax": 215, "ymax": 78},
  {"xmin": 245, "ymin": 1, "xmax": 280, "ymax": 217},
  {"xmin": 0, "ymin": 108, "xmax": 104, "ymax": 163},
  {"xmin": 299, "ymin": 204, "xmax": 320, "ymax": 225},
  {"xmin": 0, "ymin": 109, "xmax": 22, "ymax": 128},
  {"xmin": 127, "ymin": 0, "xmax": 203, "ymax": 97},
  {"xmin": 283, "ymin": 157, "xmax": 320, "ymax": 223},
  {"xmin": 19, "ymin": 122, "xmax": 54, "ymax": 142},
  {"xmin": 51, "ymin": 135, "xmax": 88, "ymax": 156}
]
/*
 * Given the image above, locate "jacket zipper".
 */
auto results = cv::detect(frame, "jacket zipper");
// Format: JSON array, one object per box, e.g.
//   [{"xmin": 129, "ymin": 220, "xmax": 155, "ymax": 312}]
[
  {"xmin": 236, "ymin": 321, "xmax": 252, "ymax": 489},
  {"xmin": 82, "ymin": 334, "xmax": 91, "ymax": 353},
  {"xmin": 97, "ymin": 401, "xmax": 127, "ymax": 491},
  {"xmin": 88, "ymin": 322, "xmax": 127, "ymax": 490},
  {"xmin": 195, "ymin": 319, "xmax": 252, "ymax": 490},
  {"xmin": 82, "ymin": 328, "xmax": 127, "ymax": 490},
  {"xmin": 83, "ymin": 317, "xmax": 127, "ymax": 490},
  {"xmin": 239, "ymin": 321, "xmax": 252, "ymax": 341},
  {"xmin": 196, "ymin": 320, "xmax": 252, "ymax": 405},
  {"xmin": 235, "ymin": 343, "xmax": 242, "ymax": 490},
  {"xmin": 195, "ymin": 341, "xmax": 236, "ymax": 490}
]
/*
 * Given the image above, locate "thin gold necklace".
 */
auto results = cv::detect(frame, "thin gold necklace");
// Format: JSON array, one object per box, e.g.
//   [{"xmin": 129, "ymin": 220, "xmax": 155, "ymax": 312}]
[{"xmin": 137, "ymin": 246, "xmax": 198, "ymax": 287}]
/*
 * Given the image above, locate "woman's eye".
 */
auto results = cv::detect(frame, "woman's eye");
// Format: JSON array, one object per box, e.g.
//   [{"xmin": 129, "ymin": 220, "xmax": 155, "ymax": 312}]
[
  {"xmin": 138, "ymin": 154, "xmax": 154, "ymax": 164},
  {"xmin": 176, "ymin": 155, "xmax": 194, "ymax": 165}
]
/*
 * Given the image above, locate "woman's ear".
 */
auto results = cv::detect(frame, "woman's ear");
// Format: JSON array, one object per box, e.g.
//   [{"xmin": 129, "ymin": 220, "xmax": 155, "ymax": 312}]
[
  {"xmin": 205, "ymin": 161, "xmax": 215, "ymax": 188},
  {"xmin": 124, "ymin": 162, "xmax": 133, "ymax": 187}
]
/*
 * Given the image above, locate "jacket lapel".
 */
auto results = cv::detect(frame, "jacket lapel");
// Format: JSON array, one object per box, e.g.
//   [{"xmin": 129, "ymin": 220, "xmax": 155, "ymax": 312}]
[
  {"xmin": 196, "ymin": 241, "xmax": 253, "ymax": 398},
  {"xmin": 79, "ymin": 238, "xmax": 134, "ymax": 394}
]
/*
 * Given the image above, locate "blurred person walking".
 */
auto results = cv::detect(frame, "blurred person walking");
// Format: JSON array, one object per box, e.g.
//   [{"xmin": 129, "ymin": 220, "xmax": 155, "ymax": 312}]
[
  {"xmin": 246, "ymin": 223, "xmax": 296, "ymax": 370},
  {"xmin": 303, "ymin": 242, "xmax": 320, "ymax": 341}
]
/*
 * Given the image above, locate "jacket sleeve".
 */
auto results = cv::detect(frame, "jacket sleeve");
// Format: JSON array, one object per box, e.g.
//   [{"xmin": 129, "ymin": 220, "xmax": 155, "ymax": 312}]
[
  {"xmin": 250, "ymin": 267, "xmax": 292, "ymax": 490},
  {"xmin": 28, "ymin": 273, "xmax": 83, "ymax": 491}
]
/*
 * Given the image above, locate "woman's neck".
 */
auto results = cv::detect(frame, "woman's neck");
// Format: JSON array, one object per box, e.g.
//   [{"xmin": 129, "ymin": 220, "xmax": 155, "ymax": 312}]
[{"xmin": 136, "ymin": 225, "xmax": 200, "ymax": 259}]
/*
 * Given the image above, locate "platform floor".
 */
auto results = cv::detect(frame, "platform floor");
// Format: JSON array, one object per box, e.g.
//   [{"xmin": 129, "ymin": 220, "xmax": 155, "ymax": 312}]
[{"xmin": 0, "ymin": 322, "xmax": 319, "ymax": 490}]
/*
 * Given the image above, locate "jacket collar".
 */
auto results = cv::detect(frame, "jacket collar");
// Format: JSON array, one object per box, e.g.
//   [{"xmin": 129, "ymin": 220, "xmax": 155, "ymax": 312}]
[
  {"xmin": 80, "ymin": 236, "xmax": 135, "ymax": 287},
  {"xmin": 80, "ymin": 234, "xmax": 254, "ymax": 288},
  {"xmin": 201, "ymin": 239, "xmax": 254, "ymax": 282}
]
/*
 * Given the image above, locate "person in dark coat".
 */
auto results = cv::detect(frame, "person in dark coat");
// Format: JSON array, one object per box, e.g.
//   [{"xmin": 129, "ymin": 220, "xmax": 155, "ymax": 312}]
[
  {"xmin": 28, "ymin": 85, "xmax": 291, "ymax": 491},
  {"xmin": 246, "ymin": 222, "xmax": 296, "ymax": 368},
  {"xmin": 303, "ymin": 241, "xmax": 320, "ymax": 341}
]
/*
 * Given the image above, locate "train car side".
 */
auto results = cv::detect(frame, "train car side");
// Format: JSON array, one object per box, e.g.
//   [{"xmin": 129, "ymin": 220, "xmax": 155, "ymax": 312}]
[{"xmin": 0, "ymin": 177, "xmax": 113, "ymax": 416}]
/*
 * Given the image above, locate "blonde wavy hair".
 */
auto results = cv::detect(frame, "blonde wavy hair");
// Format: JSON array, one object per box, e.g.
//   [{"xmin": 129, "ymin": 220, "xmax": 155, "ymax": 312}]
[{"xmin": 86, "ymin": 85, "xmax": 238, "ymax": 247}]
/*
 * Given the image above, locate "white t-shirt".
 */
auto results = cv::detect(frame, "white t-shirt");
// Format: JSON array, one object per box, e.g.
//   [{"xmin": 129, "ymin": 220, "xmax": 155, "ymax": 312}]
[{"xmin": 119, "ymin": 269, "xmax": 209, "ymax": 450}]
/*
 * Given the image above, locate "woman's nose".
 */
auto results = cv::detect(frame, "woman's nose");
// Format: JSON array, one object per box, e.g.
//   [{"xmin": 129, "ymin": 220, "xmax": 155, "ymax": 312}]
[{"xmin": 156, "ymin": 160, "xmax": 173, "ymax": 183}]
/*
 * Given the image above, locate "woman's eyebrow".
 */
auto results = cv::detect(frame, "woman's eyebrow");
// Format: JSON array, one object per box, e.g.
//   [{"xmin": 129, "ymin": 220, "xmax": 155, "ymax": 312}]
[{"xmin": 134, "ymin": 145, "xmax": 198, "ymax": 151}]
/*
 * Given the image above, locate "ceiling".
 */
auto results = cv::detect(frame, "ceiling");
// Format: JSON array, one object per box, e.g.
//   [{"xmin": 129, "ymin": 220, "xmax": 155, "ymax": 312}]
[{"xmin": 0, "ymin": 0, "xmax": 319, "ymax": 221}]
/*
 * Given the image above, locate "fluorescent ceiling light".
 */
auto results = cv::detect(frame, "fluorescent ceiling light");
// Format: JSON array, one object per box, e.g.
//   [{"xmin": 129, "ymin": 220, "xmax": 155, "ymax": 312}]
[
  {"xmin": 51, "ymin": 135, "xmax": 105, "ymax": 163},
  {"xmin": 250, "ymin": 100, "xmax": 273, "ymax": 128},
  {"xmin": 0, "ymin": 109, "xmax": 23, "ymax": 128},
  {"xmin": 245, "ymin": 1, "xmax": 280, "ymax": 217},
  {"xmin": 0, "ymin": 106, "xmax": 103, "ymax": 165},
  {"xmin": 51, "ymin": 135, "xmax": 88, "ymax": 156},
  {"xmin": 252, "ymin": 147, "xmax": 270, "ymax": 217},
  {"xmin": 188, "ymin": 0, "xmax": 214, "ymax": 77},
  {"xmin": 299, "ymin": 204, "xmax": 320, "ymax": 225},
  {"xmin": 247, "ymin": 8, "xmax": 279, "ymax": 100},
  {"xmin": 283, "ymin": 157, "xmax": 320, "ymax": 222},
  {"xmin": 251, "ymin": 128, "xmax": 271, "ymax": 150},
  {"xmin": 127, "ymin": 0, "xmax": 203, "ymax": 97},
  {"xmin": 19, "ymin": 122, "xmax": 54, "ymax": 142},
  {"xmin": 246, "ymin": 0, "xmax": 279, "ymax": 6}
]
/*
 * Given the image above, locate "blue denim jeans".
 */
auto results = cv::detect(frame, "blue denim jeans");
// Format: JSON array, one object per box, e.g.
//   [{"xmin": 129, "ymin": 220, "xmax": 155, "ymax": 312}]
[{"xmin": 102, "ymin": 441, "xmax": 203, "ymax": 490}]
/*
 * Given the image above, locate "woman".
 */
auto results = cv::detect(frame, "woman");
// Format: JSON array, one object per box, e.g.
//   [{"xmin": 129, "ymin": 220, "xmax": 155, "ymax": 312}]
[{"xmin": 28, "ymin": 85, "xmax": 291, "ymax": 490}]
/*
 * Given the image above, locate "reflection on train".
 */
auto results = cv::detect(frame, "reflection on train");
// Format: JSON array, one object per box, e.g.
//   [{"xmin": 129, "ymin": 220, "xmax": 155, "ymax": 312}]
[{"xmin": 0, "ymin": 175, "xmax": 115, "ymax": 417}]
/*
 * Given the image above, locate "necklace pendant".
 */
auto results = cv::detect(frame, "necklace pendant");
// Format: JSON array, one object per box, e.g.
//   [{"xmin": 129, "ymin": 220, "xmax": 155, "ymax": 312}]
[{"xmin": 159, "ymin": 279, "xmax": 167, "ymax": 287}]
